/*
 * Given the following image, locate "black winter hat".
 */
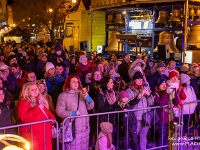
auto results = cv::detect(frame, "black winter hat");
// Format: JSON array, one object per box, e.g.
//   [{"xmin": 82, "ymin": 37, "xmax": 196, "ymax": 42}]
[{"xmin": 132, "ymin": 71, "xmax": 143, "ymax": 81}]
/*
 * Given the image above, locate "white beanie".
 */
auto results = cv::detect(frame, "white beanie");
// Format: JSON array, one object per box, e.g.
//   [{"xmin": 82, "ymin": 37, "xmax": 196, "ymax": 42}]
[
  {"xmin": 180, "ymin": 73, "xmax": 190, "ymax": 84},
  {"xmin": 79, "ymin": 55, "xmax": 87, "ymax": 63},
  {"xmin": 0, "ymin": 64, "xmax": 9, "ymax": 70},
  {"xmin": 45, "ymin": 62, "xmax": 55, "ymax": 72}
]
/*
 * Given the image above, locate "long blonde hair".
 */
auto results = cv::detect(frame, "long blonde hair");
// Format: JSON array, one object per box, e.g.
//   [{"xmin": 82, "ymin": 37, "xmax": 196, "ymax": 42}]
[{"xmin": 21, "ymin": 82, "xmax": 49, "ymax": 109}]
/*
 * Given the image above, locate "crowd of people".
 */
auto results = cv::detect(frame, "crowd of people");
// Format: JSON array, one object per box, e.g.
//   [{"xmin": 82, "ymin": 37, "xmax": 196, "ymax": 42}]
[{"xmin": 0, "ymin": 40, "xmax": 200, "ymax": 150}]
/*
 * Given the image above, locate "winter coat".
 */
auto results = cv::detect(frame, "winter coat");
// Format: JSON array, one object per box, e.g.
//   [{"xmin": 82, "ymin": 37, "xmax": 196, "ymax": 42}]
[
  {"xmin": 45, "ymin": 75, "xmax": 64, "ymax": 106},
  {"xmin": 190, "ymin": 76, "xmax": 200, "ymax": 99},
  {"xmin": 56, "ymin": 90, "xmax": 94, "ymax": 150},
  {"xmin": 76, "ymin": 63, "xmax": 90, "ymax": 77},
  {"xmin": 0, "ymin": 104, "xmax": 15, "ymax": 133},
  {"xmin": 118, "ymin": 60, "xmax": 131, "ymax": 83},
  {"xmin": 0, "ymin": 103, "xmax": 15, "ymax": 150},
  {"xmin": 154, "ymin": 91, "xmax": 179, "ymax": 124},
  {"xmin": 69, "ymin": 64, "xmax": 76, "ymax": 75},
  {"xmin": 25, "ymin": 61, "xmax": 36, "ymax": 72},
  {"xmin": 36, "ymin": 61, "xmax": 46, "ymax": 79},
  {"xmin": 17, "ymin": 99, "xmax": 56, "ymax": 150},
  {"xmin": 126, "ymin": 87, "xmax": 154, "ymax": 121},
  {"xmin": 51, "ymin": 53, "xmax": 69, "ymax": 67},
  {"xmin": 5, "ymin": 74, "xmax": 20, "ymax": 100},
  {"xmin": 96, "ymin": 92, "xmax": 117, "ymax": 125},
  {"xmin": 45, "ymin": 75, "xmax": 64, "ymax": 93},
  {"xmin": 95, "ymin": 132, "xmax": 115, "ymax": 150},
  {"xmin": 181, "ymin": 86, "xmax": 197, "ymax": 115},
  {"xmin": 149, "ymin": 71, "xmax": 168, "ymax": 93}
]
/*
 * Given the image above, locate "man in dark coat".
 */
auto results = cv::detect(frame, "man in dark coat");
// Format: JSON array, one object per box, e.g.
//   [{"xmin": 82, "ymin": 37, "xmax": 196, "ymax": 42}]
[
  {"xmin": 149, "ymin": 62, "xmax": 168, "ymax": 93},
  {"xmin": 118, "ymin": 53, "xmax": 131, "ymax": 84}
]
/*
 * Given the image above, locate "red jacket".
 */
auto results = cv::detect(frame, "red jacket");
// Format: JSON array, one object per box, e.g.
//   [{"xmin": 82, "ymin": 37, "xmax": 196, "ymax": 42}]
[
  {"xmin": 17, "ymin": 99, "xmax": 56, "ymax": 150},
  {"xmin": 76, "ymin": 63, "xmax": 90, "ymax": 77}
]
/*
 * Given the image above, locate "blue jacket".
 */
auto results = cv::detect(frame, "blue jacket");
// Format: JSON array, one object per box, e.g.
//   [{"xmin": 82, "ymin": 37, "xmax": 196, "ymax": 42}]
[
  {"xmin": 51, "ymin": 53, "xmax": 69, "ymax": 67},
  {"xmin": 149, "ymin": 71, "xmax": 168, "ymax": 93},
  {"xmin": 45, "ymin": 75, "xmax": 65, "ymax": 93}
]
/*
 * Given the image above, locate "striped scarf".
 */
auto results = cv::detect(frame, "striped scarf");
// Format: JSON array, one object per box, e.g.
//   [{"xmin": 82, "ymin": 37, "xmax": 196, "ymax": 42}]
[{"xmin": 14, "ymin": 69, "xmax": 23, "ymax": 80}]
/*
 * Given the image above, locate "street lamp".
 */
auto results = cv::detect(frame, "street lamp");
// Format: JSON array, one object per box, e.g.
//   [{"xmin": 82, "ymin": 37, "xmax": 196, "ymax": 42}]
[
  {"xmin": 48, "ymin": 8, "xmax": 53, "ymax": 13},
  {"xmin": 64, "ymin": 0, "xmax": 77, "ymax": 11}
]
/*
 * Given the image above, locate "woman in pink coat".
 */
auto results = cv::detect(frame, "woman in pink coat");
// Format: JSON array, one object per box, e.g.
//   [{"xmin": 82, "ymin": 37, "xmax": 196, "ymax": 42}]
[{"xmin": 17, "ymin": 82, "xmax": 56, "ymax": 150}]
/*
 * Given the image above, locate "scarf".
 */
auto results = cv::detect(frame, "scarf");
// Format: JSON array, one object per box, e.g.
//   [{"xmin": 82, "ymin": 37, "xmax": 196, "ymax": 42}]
[
  {"xmin": 99, "ymin": 88, "xmax": 116, "ymax": 105},
  {"xmin": 132, "ymin": 82, "xmax": 143, "ymax": 90},
  {"xmin": 14, "ymin": 69, "xmax": 23, "ymax": 80}
]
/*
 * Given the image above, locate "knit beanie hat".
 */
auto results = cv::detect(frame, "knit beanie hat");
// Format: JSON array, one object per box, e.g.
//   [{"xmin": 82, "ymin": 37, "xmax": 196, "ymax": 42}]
[
  {"xmin": 79, "ymin": 55, "xmax": 87, "ymax": 63},
  {"xmin": 0, "ymin": 64, "xmax": 9, "ymax": 70},
  {"xmin": 100, "ymin": 122, "xmax": 113, "ymax": 134},
  {"xmin": 156, "ymin": 78, "xmax": 166, "ymax": 87},
  {"xmin": 119, "ymin": 91, "xmax": 129, "ymax": 100},
  {"xmin": 180, "ymin": 73, "xmax": 190, "ymax": 84},
  {"xmin": 45, "ymin": 62, "xmax": 55, "ymax": 72},
  {"xmin": 123, "ymin": 53, "xmax": 129, "ymax": 58},
  {"xmin": 55, "ymin": 44, "xmax": 62, "ymax": 51},
  {"xmin": 156, "ymin": 62, "xmax": 166, "ymax": 69},
  {"xmin": 169, "ymin": 70, "xmax": 179, "ymax": 80},
  {"xmin": 180, "ymin": 64, "xmax": 189, "ymax": 72},
  {"xmin": 132, "ymin": 71, "xmax": 143, "ymax": 81}
]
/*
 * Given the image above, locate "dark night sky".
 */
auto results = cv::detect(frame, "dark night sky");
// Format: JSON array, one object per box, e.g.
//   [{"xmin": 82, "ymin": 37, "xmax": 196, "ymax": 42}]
[{"xmin": 75, "ymin": 0, "xmax": 91, "ymax": 10}]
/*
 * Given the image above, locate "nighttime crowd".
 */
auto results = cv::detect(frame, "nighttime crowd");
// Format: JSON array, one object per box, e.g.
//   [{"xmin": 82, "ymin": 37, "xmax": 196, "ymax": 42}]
[{"xmin": 0, "ymin": 40, "xmax": 199, "ymax": 150}]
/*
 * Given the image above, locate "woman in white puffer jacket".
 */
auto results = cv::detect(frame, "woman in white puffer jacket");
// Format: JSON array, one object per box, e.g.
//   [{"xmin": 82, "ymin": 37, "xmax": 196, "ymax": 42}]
[{"xmin": 180, "ymin": 73, "xmax": 197, "ymax": 137}]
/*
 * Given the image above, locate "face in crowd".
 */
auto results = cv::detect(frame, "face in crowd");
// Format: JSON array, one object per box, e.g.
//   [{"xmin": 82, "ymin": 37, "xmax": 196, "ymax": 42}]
[
  {"xmin": 27, "ymin": 72, "xmax": 37, "ymax": 82},
  {"xmin": 93, "ymin": 71, "xmax": 102, "ymax": 81},
  {"xmin": 70, "ymin": 77, "xmax": 79, "ymax": 90},
  {"xmin": 0, "ymin": 89, "xmax": 5, "ymax": 103},
  {"xmin": 28, "ymin": 84, "xmax": 39, "ymax": 98},
  {"xmin": 11, "ymin": 66, "xmax": 20, "ymax": 75},
  {"xmin": 168, "ymin": 61, "xmax": 176, "ymax": 70},
  {"xmin": 48, "ymin": 68, "xmax": 55, "ymax": 76},
  {"xmin": 56, "ymin": 66, "xmax": 64, "ymax": 76},
  {"xmin": 37, "ymin": 83, "xmax": 46, "ymax": 94},
  {"xmin": 124, "ymin": 54, "xmax": 130, "ymax": 62},
  {"xmin": 97, "ymin": 64, "xmax": 104, "ymax": 73},
  {"xmin": 157, "ymin": 67, "xmax": 165, "ymax": 75},
  {"xmin": 107, "ymin": 78, "xmax": 114, "ymax": 90}
]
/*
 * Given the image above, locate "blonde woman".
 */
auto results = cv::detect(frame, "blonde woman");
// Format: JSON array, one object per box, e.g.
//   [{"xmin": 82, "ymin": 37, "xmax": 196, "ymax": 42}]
[{"xmin": 17, "ymin": 82, "xmax": 56, "ymax": 150}]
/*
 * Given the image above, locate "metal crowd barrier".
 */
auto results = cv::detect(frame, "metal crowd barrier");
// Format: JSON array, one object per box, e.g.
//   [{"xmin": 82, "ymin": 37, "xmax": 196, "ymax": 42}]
[
  {"xmin": 1, "ymin": 101, "xmax": 200, "ymax": 150},
  {"xmin": 0, "ymin": 119, "xmax": 59, "ymax": 150},
  {"xmin": 61, "ymin": 105, "xmax": 170, "ymax": 150},
  {"xmin": 178, "ymin": 100, "xmax": 200, "ymax": 150}
]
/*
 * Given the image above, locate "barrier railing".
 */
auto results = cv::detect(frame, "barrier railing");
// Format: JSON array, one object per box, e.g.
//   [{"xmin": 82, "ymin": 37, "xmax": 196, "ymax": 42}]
[
  {"xmin": 0, "ymin": 119, "xmax": 59, "ymax": 150},
  {"xmin": 1, "ymin": 100, "xmax": 200, "ymax": 150},
  {"xmin": 61, "ymin": 105, "xmax": 169, "ymax": 150},
  {"xmin": 178, "ymin": 100, "xmax": 200, "ymax": 150}
]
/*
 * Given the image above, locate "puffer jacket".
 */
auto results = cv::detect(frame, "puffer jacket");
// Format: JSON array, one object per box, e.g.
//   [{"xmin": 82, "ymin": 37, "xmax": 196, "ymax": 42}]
[
  {"xmin": 95, "ymin": 132, "xmax": 115, "ymax": 150},
  {"xmin": 126, "ymin": 87, "xmax": 154, "ymax": 120},
  {"xmin": 56, "ymin": 90, "xmax": 94, "ymax": 150},
  {"xmin": 182, "ymin": 86, "xmax": 197, "ymax": 115}
]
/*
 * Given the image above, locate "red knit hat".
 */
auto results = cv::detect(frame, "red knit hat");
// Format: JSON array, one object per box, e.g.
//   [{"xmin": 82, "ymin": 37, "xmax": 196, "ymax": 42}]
[
  {"xmin": 169, "ymin": 71, "xmax": 179, "ymax": 80},
  {"xmin": 119, "ymin": 91, "xmax": 129, "ymax": 100}
]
